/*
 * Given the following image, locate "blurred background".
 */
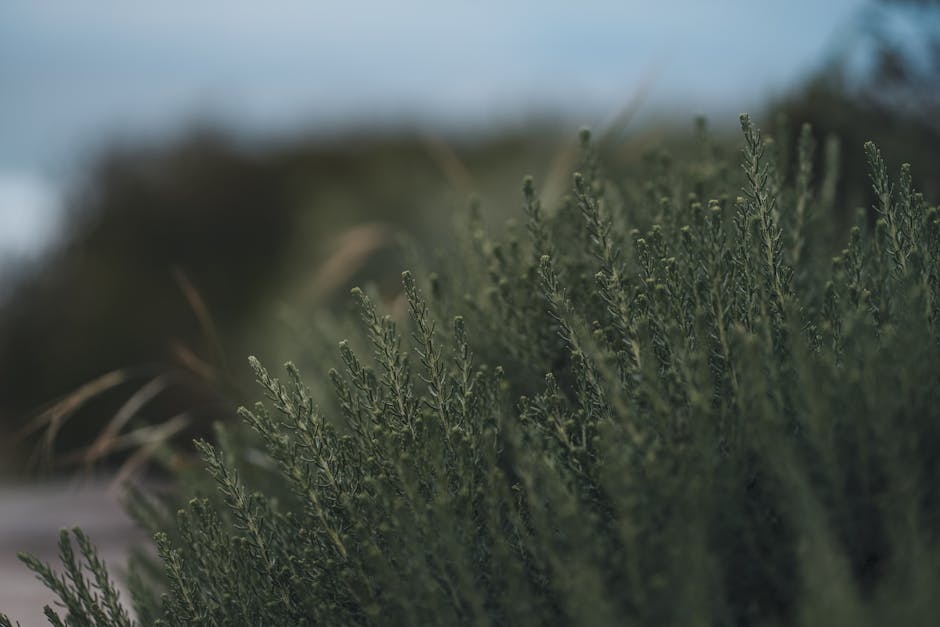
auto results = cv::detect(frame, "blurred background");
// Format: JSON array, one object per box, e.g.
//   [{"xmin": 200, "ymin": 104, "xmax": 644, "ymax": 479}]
[{"xmin": 0, "ymin": 0, "xmax": 938, "ymax": 620}]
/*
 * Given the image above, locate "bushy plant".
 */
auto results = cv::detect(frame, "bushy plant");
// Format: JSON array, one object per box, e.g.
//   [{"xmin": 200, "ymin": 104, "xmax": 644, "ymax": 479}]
[{"xmin": 4, "ymin": 115, "xmax": 940, "ymax": 626}]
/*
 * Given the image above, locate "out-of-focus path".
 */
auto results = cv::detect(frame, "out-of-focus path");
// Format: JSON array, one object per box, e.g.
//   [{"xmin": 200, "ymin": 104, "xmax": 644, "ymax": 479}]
[{"xmin": 0, "ymin": 480, "xmax": 147, "ymax": 626}]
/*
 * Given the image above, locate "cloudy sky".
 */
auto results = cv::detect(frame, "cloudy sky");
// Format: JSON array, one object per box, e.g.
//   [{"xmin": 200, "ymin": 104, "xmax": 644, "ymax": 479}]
[{"xmin": 0, "ymin": 0, "xmax": 869, "ymax": 258}]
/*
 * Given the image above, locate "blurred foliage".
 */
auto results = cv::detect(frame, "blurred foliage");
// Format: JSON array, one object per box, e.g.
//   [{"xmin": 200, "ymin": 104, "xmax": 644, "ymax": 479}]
[
  {"xmin": 0, "ymin": 127, "xmax": 565, "ymax": 473},
  {"xmin": 773, "ymin": 0, "xmax": 940, "ymax": 215}
]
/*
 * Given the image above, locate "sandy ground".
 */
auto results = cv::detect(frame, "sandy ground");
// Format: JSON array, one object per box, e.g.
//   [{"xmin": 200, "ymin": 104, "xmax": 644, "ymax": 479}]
[{"xmin": 0, "ymin": 480, "xmax": 147, "ymax": 626}]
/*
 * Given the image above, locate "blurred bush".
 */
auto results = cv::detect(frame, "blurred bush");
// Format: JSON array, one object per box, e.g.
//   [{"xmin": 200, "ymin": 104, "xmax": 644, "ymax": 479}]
[{"xmin": 773, "ymin": 0, "xmax": 940, "ymax": 215}]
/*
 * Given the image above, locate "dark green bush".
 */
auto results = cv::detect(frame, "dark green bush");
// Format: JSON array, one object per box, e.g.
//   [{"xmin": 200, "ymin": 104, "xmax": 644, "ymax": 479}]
[{"xmin": 5, "ymin": 115, "xmax": 940, "ymax": 626}]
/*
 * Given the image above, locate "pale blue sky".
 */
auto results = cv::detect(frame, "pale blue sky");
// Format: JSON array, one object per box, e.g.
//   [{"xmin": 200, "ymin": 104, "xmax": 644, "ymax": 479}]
[{"xmin": 0, "ymin": 0, "xmax": 870, "ymax": 257}]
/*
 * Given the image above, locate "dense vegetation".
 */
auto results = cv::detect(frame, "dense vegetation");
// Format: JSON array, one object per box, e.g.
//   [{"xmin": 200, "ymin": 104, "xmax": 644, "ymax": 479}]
[{"xmin": 4, "ymin": 114, "xmax": 940, "ymax": 626}]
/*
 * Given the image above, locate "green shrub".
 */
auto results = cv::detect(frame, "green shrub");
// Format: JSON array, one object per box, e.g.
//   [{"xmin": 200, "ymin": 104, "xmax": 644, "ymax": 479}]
[{"xmin": 5, "ymin": 115, "xmax": 940, "ymax": 626}]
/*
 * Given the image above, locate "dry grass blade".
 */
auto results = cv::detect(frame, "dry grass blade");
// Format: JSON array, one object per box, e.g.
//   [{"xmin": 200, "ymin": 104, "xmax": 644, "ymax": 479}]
[
  {"xmin": 110, "ymin": 413, "xmax": 191, "ymax": 490},
  {"xmin": 59, "ymin": 416, "xmax": 186, "ymax": 466},
  {"xmin": 309, "ymin": 222, "xmax": 397, "ymax": 300},
  {"xmin": 422, "ymin": 133, "xmax": 476, "ymax": 193},
  {"xmin": 173, "ymin": 267, "xmax": 227, "ymax": 373},
  {"xmin": 81, "ymin": 374, "xmax": 176, "ymax": 470},
  {"xmin": 16, "ymin": 369, "xmax": 134, "ymax": 473},
  {"xmin": 597, "ymin": 56, "xmax": 668, "ymax": 144},
  {"xmin": 14, "ymin": 274, "xmax": 232, "ymax": 475},
  {"xmin": 172, "ymin": 340, "xmax": 223, "ymax": 384}
]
